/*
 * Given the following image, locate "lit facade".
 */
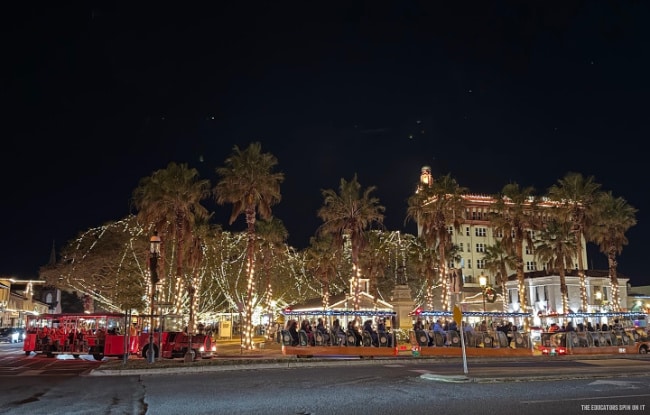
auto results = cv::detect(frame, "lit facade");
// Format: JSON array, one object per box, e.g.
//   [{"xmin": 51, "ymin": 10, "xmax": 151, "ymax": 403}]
[
  {"xmin": 0, "ymin": 278, "xmax": 50, "ymax": 328},
  {"xmin": 415, "ymin": 166, "xmax": 628, "ymax": 315}
]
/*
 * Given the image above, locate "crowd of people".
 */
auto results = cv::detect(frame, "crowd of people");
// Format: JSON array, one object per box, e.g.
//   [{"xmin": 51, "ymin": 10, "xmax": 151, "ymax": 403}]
[
  {"xmin": 412, "ymin": 316, "xmax": 524, "ymax": 347},
  {"xmin": 547, "ymin": 319, "xmax": 627, "ymax": 333},
  {"xmin": 281, "ymin": 316, "xmax": 393, "ymax": 347}
]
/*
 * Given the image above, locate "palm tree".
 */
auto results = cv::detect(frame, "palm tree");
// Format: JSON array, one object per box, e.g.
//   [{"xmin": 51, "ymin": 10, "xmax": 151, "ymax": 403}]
[
  {"xmin": 359, "ymin": 230, "xmax": 391, "ymax": 301},
  {"xmin": 305, "ymin": 233, "xmax": 342, "ymax": 309},
  {"xmin": 408, "ymin": 236, "xmax": 439, "ymax": 309},
  {"xmin": 588, "ymin": 191, "xmax": 637, "ymax": 311},
  {"xmin": 214, "ymin": 142, "xmax": 284, "ymax": 349},
  {"xmin": 255, "ymin": 217, "xmax": 289, "ymax": 315},
  {"xmin": 490, "ymin": 183, "xmax": 540, "ymax": 326},
  {"xmin": 405, "ymin": 173, "xmax": 467, "ymax": 311},
  {"xmin": 317, "ymin": 174, "xmax": 385, "ymax": 311},
  {"xmin": 547, "ymin": 172, "xmax": 601, "ymax": 311},
  {"xmin": 483, "ymin": 240, "xmax": 516, "ymax": 313},
  {"xmin": 535, "ymin": 219, "xmax": 578, "ymax": 315},
  {"xmin": 132, "ymin": 162, "xmax": 211, "ymax": 311}
]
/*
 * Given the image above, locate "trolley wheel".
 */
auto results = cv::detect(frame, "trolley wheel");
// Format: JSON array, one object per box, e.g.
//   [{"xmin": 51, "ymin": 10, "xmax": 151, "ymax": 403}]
[
  {"xmin": 143, "ymin": 344, "xmax": 159, "ymax": 359},
  {"xmin": 639, "ymin": 345, "xmax": 648, "ymax": 354},
  {"xmin": 93, "ymin": 354, "xmax": 103, "ymax": 361},
  {"xmin": 25, "ymin": 351, "xmax": 31, "ymax": 356},
  {"xmin": 46, "ymin": 352, "xmax": 54, "ymax": 358},
  {"xmin": 72, "ymin": 354, "xmax": 80, "ymax": 359}
]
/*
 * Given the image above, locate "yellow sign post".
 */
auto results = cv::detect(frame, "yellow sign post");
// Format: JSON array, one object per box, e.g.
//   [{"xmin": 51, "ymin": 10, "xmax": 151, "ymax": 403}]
[{"xmin": 454, "ymin": 305, "xmax": 468, "ymax": 375}]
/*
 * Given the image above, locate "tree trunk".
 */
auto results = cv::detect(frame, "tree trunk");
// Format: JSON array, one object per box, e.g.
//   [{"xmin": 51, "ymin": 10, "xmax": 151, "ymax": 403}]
[
  {"xmin": 576, "ymin": 227, "xmax": 588, "ymax": 312},
  {"xmin": 243, "ymin": 207, "xmax": 257, "ymax": 349},
  {"xmin": 608, "ymin": 247, "xmax": 620, "ymax": 312}
]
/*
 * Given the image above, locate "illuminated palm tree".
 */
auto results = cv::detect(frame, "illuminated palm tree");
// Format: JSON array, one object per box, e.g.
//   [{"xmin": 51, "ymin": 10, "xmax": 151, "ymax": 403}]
[
  {"xmin": 214, "ymin": 142, "xmax": 284, "ymax": 349},
  {"xmin": 132, "ymin": 162, "xmax": 211, "ymax": 310},
  {"xmin": 588, "ymin": 191, "xmax": 637, "ymax": 311},
  {"xmin": 406, "ymin": 173, "xmax": 467, "ymax": 311},
  {"xmin": 317, "ymin": 174, "xmax": 385, "ymax": 311},
  {"xmin": 547, "ymin": 172, "xmax": 601, "ymax": 311},
  {"xmin": 535, "ymin": 219, "xmax": 578, "ymax": 315},
  {"xmin": 490, "ymin": 183, "xmax": 540, "ymax": 325},
  {"xmin": 359, "ymin": 230, "xmax": 391, "ymax": 300},
  {"xmin": 407, "ymin": 236, "xmax": 439, "ymax": 309},
  {"xmin": 483, "ymin": 240, "xmax": 516, "ymax": 313},
  {"xmin": 305, "ymin": 233, "xmax": 342, "ymax": 309},
  {"xmin": 255, "ymin": 217, "xmax": 289, "ymax": 315}
]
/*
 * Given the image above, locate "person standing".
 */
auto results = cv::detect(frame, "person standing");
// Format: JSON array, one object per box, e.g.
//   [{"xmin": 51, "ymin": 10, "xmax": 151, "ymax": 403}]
[{"xmin": 129, "ymin": 323, "xmax": 139, "ymax": 352}]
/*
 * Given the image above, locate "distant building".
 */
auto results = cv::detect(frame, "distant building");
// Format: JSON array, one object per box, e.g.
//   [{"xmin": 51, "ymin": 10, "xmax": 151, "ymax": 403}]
[
  {"xmin": 414, "ymin": 166, "xmax": 629, "ymax": 315},
  {"xmin": 0, "ymin": 278, "xmax": 50, "ymax": 328}
]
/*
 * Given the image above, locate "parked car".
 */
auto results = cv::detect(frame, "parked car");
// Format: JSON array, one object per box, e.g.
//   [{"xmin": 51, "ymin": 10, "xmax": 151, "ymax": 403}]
[{"xmin": 0, "ymin": 327, "xmax": 25, "ymax": 343}]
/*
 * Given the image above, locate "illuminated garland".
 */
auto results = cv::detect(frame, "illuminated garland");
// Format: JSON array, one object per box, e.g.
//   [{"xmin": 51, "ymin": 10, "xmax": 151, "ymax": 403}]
[
  {"xmin": 282, "ymin": 309, "xmax": 396, "ymax": 317},
  {"xmin": 484, "ymin": 286, "xmax": 497, "ymax": 303},
  {"xmin": 414, "ymin": 310, "xmax": 532, "ymax": 318}
]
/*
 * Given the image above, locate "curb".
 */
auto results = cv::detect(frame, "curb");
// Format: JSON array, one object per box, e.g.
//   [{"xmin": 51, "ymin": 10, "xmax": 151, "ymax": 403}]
[{"xmin": 420, "ymin": 374, "xmax": 471, "ymax": 383}]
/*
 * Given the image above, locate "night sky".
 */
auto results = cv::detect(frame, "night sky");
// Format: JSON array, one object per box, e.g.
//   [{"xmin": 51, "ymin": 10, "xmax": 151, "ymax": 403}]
[{"xmin": 3, "ymin": 2, "xmax": 648, "ymax": 285}]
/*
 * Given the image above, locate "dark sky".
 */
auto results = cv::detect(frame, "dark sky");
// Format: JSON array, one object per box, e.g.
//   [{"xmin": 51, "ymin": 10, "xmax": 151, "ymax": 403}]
[{"xmin": 3, "ymin": 2, "xmax": 648, "ymax": 285}]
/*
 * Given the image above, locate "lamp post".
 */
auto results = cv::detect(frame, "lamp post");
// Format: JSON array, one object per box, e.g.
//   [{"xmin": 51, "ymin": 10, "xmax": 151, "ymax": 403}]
[
  {"xmin": 479, "ymin": 273, "xmax": 487, "ymax": 313},
  {"xmin": 148, "ymin": 231, "xmax": 161, "ymax": 364}
]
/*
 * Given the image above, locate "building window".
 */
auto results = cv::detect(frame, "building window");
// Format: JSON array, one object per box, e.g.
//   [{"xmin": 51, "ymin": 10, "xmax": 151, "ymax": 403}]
[
  {"xmin": 525, "ymin": 245, "xmax": 534, "ymax": 255},
  {"xmin": 459, "ymin": 243, "xmax": 464, "ymax": 252},
  {"xmin": 509, "ymin": 289, "xmax": 520, "ymax": 305},
  {"xmin": 475, "ymin": 227, "xmax": 486, "ymax": 237},
  {"xmin": 525, "ymin": 261, "xmax": 537, "ymax": 271},
  {"xmin": 527, "ymin": 230, "xmax": 536, "ymax": 240},
  {"xmin": 466, "ymin": 227, "xmax": 470, "ymax": 236},
  {"xmin": 477, "ymin": 259, "xmax": 486, "ymax": 269},
  {"xmin": 467, "ymin": 260, "xmax": 472, "ymax": 269},
  {"xmin": 494, "ymin": 229, "xmax": 503, "ymax": 238},
  {"xmin": 476, "ymin": 243, "xmax": 485, "ymax": 253}
]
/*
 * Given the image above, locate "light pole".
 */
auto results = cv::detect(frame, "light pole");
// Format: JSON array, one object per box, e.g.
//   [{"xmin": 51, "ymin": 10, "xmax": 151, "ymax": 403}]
[
  {"xmin": 479, "ymin": 273, "xmax": 487, "ymax": 313},
  {"xmin": 148, "ymin": 231, "xmax": 161, "ymax": 364}
]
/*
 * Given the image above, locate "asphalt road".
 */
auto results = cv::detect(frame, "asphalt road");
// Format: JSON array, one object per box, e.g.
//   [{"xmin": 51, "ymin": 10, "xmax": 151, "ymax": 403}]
[{"xmin": 3, "ymin": 340, "xmax": 650, "ymax": 414}]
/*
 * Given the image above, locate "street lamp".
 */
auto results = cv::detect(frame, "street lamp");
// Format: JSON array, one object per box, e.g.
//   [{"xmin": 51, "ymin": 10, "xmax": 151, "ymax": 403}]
[
  {"xmin": 479, "ymin": 273, "xmax": 487, "ymax": 313},
  {"xmin": 148, "ymin": 231, "xmax": 161, "ymax": 364}
]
